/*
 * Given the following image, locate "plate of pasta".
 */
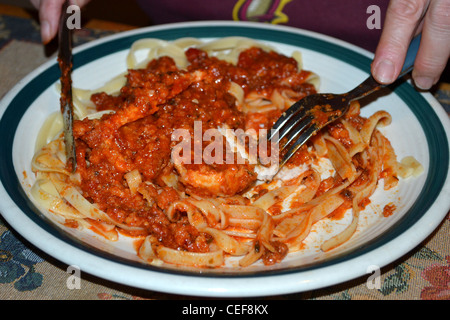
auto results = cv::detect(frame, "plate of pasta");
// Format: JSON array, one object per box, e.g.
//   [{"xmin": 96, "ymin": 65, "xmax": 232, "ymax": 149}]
[{"xmin": 0, "ymin": 21, "xmax": 449, "ymax": 297}]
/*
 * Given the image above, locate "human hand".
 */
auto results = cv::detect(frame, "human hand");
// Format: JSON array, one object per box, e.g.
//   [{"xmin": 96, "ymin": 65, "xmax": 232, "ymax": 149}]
[
  {"xmin": 371, "ymin": 0, "xmax": 450, "ymax": 90},
  {"xmin": 30, "ymin": 0, "xmax": 91, "ymax": 44}
]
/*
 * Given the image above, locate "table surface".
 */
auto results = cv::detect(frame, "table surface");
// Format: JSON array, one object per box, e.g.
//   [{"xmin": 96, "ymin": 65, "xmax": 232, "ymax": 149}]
[{"xmin": 0, "ymin": 5, "xmax": 449, "ymax": 300}]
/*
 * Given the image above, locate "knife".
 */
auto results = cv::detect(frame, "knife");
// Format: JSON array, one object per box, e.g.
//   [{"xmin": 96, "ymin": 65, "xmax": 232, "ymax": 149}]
[{"xmin": 58, "ymin": 0, "xmax": 76, "ymax": 172}]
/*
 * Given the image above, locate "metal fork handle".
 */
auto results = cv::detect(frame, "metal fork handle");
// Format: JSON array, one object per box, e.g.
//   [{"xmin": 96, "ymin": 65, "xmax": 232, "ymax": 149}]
[
  {"xmin": 346, "ymin": 34, "xmax": 421, "ymax": 102},
  {"xmin": 345, "ymin": 75, "xmax": 381, "ymax": 101}
]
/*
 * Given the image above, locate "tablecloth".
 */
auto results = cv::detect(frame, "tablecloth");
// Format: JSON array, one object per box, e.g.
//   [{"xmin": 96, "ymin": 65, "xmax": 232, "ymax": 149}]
[{"xmin": 0, "ymin": 13, "xmax": 449, "ymax": 301}]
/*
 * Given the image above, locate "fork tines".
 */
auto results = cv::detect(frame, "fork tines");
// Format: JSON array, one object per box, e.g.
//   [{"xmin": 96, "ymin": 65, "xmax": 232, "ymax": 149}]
[
  {"xmin": 279, "ymin": 124, "xmax": 318, "ymax": 167},
  {"xmin": 268, "ymin": 97, "xmax": 326, "ymax": 169},
  {"xmin": 268, "ymin": 100, "xmax": 317, "ymax": 165}
]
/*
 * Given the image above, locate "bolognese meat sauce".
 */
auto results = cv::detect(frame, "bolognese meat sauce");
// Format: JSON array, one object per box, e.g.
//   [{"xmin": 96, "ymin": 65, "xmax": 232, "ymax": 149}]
[{"xmin": 72, "ymin": 47, "xmax": 316, "ymax": 262}]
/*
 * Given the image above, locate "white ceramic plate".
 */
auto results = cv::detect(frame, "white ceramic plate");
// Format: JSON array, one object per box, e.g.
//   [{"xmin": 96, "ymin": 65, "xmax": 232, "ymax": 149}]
[{"xmin": 1, "ymin": 21, "xmax": 449, "ymax": 297}]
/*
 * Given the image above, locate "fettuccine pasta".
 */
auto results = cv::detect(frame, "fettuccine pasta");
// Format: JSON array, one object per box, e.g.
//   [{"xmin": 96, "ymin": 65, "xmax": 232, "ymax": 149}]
[{"xmin": 31, "ymin": 37, "xmax": 422, "ymax": 268}]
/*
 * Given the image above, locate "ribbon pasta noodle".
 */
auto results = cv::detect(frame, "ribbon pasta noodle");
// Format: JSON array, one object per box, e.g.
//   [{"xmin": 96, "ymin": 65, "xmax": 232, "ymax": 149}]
[{"xmin": 31, "ymin": 37, "xmax": 423, "ymax": 268}]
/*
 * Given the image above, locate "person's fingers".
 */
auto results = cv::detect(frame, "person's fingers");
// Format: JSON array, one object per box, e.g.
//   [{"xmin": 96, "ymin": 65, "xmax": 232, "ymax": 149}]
[
  {"xmin": 30, "ymin": 0, "xmax": 40, "ymax": 9},
  {"xmin": 371, "ymin": 0, "xmax": 430, "ymax": 85},
  {"xmin": 33, "ymin": 0, "xmax": 66, "ymax": 44},
  {"xmin": 31, "ymin": 0, "xmax": 92, "ymax": 44},
  {"xmin": 411, "ymin": 0, "xmax": 450, "ymax": 89}
]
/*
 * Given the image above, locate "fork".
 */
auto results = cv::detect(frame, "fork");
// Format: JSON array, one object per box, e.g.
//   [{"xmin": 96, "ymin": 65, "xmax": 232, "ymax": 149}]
[{"xmin": 268, "ymin": 34, "xmax": 421, "ymax": 169}]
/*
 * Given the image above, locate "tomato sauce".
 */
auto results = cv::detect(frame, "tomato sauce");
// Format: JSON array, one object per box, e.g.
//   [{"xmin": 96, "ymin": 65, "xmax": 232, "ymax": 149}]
[
  {"xmin": 72, "ymin": 47, "xmax": 315, "ymax": 255},
  {"xmin": 382, "ymin": 203, "xmax": 396, "ymax": 217}
]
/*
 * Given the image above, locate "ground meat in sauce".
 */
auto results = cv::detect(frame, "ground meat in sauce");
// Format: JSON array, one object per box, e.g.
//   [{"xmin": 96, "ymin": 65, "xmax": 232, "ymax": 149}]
[
  {"xmin": 72, "ymin": 47, "xmax": 316, "ymax": 253},
  {"xmin": 262, "ymin": 241, "xmax": 289, "ymax": 265}
]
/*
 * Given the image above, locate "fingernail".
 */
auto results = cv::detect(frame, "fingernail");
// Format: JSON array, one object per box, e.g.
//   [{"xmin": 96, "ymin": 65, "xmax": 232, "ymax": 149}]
[
  {"xmin": 414, "ymin": 76, "xmax": 434, "ymax": 90},
  {"xmin": 41, "ymin": 20, "xmax": 51, "ymax": 44},
  {"xmin": 373, "ymin": 59, "xmax": 396, "ymax": 84}
]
